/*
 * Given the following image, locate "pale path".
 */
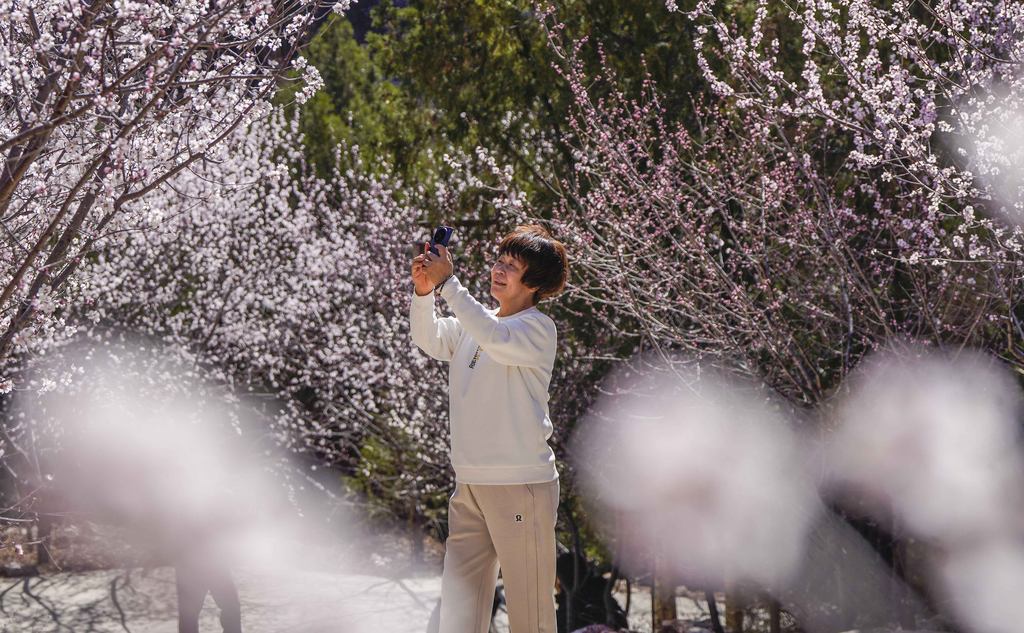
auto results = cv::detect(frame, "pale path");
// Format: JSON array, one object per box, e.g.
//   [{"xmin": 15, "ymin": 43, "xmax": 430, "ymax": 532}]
[
  {"xmin": 0, "ymin": 565, "xmax": 723, "ymax": 632},
  {"xmin": 0, "ymin": 567, "xmax": 443, "ymax": 632}
]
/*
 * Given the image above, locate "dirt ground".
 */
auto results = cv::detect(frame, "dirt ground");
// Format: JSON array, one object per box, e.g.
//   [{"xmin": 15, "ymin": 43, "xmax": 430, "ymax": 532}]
[
  {"xmin": 1, "ymin": 565, "xmax": 443, "ymax": 632},
  {"xmin": 0, "ymin": 563, "xmax": 734, "ymax": 633},
  {"xmin": 0, "ymin": 520, "xmax": 726, "ymax": 633}
]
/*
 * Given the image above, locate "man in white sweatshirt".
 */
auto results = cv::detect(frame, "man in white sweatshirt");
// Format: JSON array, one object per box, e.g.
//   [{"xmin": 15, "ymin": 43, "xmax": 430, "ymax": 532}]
[{"xmin": 410, "ymin": 224, "xmax": 568, "ymax": 633}]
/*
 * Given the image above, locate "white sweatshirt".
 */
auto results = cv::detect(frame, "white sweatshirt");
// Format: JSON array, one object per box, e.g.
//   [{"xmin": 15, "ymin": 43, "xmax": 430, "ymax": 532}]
[{"xmin": 410, "ymin": 275, "xmax": 558, "ymax": 484}]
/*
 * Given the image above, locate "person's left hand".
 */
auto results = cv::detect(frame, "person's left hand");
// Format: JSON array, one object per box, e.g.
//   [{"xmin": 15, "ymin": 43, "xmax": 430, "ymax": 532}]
[{"xmin": 420, "ymin": 241, "xmax": 454, "ymax": 287}]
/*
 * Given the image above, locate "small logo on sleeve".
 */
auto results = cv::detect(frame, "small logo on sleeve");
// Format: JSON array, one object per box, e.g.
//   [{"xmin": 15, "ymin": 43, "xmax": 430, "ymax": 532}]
[{"xmin": 514, "ymin": 514, "xmax": 523, "ymax": 523}]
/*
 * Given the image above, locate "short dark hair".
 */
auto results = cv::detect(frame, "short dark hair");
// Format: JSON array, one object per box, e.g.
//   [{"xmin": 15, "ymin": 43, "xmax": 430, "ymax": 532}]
[{"xmin": 498, "ymin": 224, "xmax": 569, "ymax": 304}]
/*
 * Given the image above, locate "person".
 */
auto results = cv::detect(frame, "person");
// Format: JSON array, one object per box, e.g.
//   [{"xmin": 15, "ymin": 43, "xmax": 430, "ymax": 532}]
[
  {"xmin": 174, "ymin": 551, "xmax": 242, "ymax": 633},
  {"xmin": 410, "ymin": 224, "xmax": 569, "ymax": 633}
]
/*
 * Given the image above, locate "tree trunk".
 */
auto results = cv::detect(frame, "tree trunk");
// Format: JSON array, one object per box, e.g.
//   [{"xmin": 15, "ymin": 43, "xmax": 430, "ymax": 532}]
[
  {"xmin": 769, "ymin": 598, "xmax": 781, "ymax": 633},
  {"xmin": 725, "ymin": 585, "xmax": 745, "ymax": 633},
  {"xmin": 652, "ymin": 552, "xmax": 676, "ymax": 631},
  {"xmin": 34, "ymin": 513, "xmax": 55, "ymax": 568},
  {"xmin": 706, "ymin": 591, "xmax": 725, "ymax": 633}
]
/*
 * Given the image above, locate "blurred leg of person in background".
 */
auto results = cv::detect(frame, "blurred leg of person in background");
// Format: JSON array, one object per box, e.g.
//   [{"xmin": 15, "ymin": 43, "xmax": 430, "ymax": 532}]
[{"xmin": 176, "ymin": 558, "xmax": 242, "ymax": 633}]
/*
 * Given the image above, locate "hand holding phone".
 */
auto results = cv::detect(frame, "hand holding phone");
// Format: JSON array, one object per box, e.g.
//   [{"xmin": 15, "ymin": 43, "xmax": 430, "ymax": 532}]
[{"xmin": 429, "ymin": 226, "xmax": 454, "ymax": 256}]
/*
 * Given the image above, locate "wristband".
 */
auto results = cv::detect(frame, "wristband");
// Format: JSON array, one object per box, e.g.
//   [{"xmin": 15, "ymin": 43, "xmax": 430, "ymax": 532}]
[{"xmin": 434, "ymin": 274, "xmax": 453, "ymax": 296}]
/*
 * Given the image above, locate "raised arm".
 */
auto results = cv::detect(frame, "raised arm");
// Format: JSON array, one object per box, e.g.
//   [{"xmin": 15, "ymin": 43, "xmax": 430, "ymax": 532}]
[
  {"xmin": 438, "ymin": 275, "xmax": 555, "ymax": 369},
  {"xmin": 410, "ymin": 245, "xmax": 462, "ymax": 361},
  {"xmin": 409, "ymin": 290, "xmax": 463, "ymax": 362}
]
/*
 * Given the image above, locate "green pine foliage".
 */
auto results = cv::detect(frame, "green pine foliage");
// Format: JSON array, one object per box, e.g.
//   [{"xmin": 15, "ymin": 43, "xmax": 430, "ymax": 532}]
[{"xmin": 282, "ymin": 1, "xmax": 703, "ymax": 215}]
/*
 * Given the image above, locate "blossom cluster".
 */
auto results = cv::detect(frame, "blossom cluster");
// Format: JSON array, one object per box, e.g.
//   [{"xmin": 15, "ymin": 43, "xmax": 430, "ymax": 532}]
[
  {"xmin": 3, "ymin": 106, "xmax": 549, "ymax": 535},
  {"xmin": 547, "ymin": 6, "xmax": 1024, "ymax": 403},
  {"xmin": 0, "ymin": 0, "xmax": 336, "ymax": 369},
  {"xmin": 73, "ymin": 111, "xmax": 453, "ymax": 519},
  {"xmin": 685, "ymin": 0, "xmax": 1024, "ymax": 251}
]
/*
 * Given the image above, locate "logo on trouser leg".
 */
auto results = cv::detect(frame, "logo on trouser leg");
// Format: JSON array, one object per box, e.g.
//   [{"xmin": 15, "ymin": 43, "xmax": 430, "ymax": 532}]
[{"xmin": 514, "ymin": 514, "xmax": 523, "ymax": 523}]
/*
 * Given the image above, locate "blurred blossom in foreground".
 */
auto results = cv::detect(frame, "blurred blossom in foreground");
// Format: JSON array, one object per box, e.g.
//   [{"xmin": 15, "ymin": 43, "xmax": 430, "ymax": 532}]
[
  {"xmin": 571, "ymin": 362, "xmax": 821, "ymax": 589},
  {"xmin": 827, "ymin": 348, "xmax": 1024, "ymax": 543},
  {"xmin": 16, "ymin": 342, "xmax": 371, "ymax": 629},
  {"xmin": 22, "ymin": 348, "xmax": 280, "ymax": 568},
  {"xmin": 827, "ymin": 346, "xmax": 1024, "ymax": 633},
  {"xmin": 938, "ymin": 540, "xmax": 1024, "ymax": 633}
]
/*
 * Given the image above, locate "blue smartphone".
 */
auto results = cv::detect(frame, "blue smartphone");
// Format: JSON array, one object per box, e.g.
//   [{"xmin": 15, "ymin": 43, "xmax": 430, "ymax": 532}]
[{"xmin": 429, "ymin": 226, "xmax": 454, "ymax": 256}]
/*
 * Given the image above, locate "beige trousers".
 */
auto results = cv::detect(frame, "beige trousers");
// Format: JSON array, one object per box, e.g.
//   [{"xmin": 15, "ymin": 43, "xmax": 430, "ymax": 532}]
[{"xmin": 439, "ymin": 480, "xmax": 559, "ymax": 633}]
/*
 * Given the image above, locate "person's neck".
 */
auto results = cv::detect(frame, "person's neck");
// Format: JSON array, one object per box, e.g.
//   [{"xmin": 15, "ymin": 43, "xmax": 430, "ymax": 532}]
[{"xmin": 496, "ymin": 297, "xmax": 535, "ymax": 318}]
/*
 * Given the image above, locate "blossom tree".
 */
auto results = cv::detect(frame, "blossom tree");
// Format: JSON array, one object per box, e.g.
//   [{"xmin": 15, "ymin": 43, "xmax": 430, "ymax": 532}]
[
  {"xmin": 546, "ymin": 3, "xmax": 1024, "ymax": 405},
  {"xmin": 1, "ymin": 106, "xmax": 545, "ymax": 564},
  {"xmin": 0, "ymin": 0, "xmax": 350, "ymax": 371},
  {"xmin": 683, "ymin": 0, "xmax": 1024, "ymax": 217},
  {"xmin": 544, "ymin": 5, "xmax": 1024, "ymax": 627}
]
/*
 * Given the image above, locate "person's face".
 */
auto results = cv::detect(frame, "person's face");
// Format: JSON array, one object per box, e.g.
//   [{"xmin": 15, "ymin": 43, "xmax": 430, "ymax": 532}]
[{"xmin": 490, "ymin": 253, "xmax": 536, "ymax": 305}]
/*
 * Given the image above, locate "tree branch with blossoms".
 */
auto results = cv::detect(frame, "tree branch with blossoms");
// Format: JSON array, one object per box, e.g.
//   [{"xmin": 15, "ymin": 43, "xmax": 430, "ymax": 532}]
[
  {"xmin": 542, "ymin": 7, "xmax": 1023, "ymax": 406},
  {"xmin": 0, "ymin": 0, "xmax": 350, "ymax": 368}
]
